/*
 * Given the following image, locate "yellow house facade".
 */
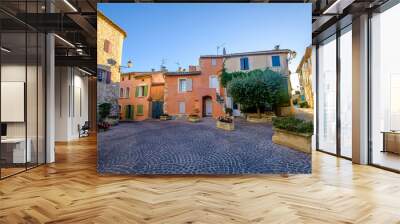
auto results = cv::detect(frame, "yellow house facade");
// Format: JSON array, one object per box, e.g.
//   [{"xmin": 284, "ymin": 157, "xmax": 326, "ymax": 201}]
[
  {"xmin": 97, "ymin": 11, "xmax": 127, "ymax": 118},
  {"xmin": 296, "ymin": 46, "xmax": 314, "ymax": 108}
]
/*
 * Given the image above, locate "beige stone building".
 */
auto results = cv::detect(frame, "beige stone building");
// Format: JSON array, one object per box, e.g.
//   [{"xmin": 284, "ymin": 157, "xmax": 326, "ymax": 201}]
[
  {"xmin": 211, "ymin": 49, "xmax": 293, "ymax": 116},
  {"xmin": 97, "ymin": 11, "xmax": 127, "ymax": 118},
  {"xmin": 296, "ymin": 46, "xmax": 313, "ymax": 108}
]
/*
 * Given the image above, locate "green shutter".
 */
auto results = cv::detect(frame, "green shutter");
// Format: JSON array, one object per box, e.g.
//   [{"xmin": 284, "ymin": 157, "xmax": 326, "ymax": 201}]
[
  {"xmin": 131, "ymin": 105, "xmax": 134, "ymax": 119},
  {"xmin": 135, "ymin": 87, "xmax": 139, "ymax": 97},
  {"xmin": 144, "ymin": 85, "xmax": 148, "ymax": 96},
  {"xmin": 137, "ymin": 105, "xmax": 143, "ymax": 115}
]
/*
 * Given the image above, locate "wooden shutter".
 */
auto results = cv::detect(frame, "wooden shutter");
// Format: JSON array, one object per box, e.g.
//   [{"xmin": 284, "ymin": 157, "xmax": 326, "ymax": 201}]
[
  {"xmin": 187, "ymin": 79, "xmax": 192, "ymax": 91},
  {"xmin": 137, "ymin": 105, "xmax": 143, "ymax": 115},
  {"xmin": 144, "ymin": 85, "xmax": 148, "ymax": 96},
  {"xmin": 135, "ymin": 87, "xmax": 139, "ymax": 97}
]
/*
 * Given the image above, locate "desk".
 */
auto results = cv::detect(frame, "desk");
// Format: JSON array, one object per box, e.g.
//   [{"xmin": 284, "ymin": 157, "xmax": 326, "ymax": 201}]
[
  {"xmin": 381, "ymin": 131, "xmax": 400, "ymax": 155},
  {"xmin": 1, "ymin": 138, "xmax": 31, "ymax": 163}
]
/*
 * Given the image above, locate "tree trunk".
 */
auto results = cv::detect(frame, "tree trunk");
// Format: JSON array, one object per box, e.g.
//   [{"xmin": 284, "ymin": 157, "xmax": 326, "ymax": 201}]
[{"xmin": 257, "ymin": 107, "xmax": 261, "ymax": 118}]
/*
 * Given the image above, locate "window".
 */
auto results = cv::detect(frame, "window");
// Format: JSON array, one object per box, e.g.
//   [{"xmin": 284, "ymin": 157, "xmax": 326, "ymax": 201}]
[
  {"xmin": 97, "ymin": 69, "xmax": 104, "ymax": 81},
  {"xmin": 209, "ymin": 75, "xmax": 219, "ymax": 89},
  {"xmin": 120, "ymin": 88, "xmax": 124, "ymax": 98},
  {"xmin": 211, "ymin": 58, "xmax": 217, "ymax": 66},
  {"xmin": 105, "ymin": 71, "xmax": 111, "ymax": 84},
  {"xmin": 104, "ymin": 39, "xmax": 111, "ymax": 53},
  {"xmin": 137, "ymin": 104, "xmax": 144, "ymax": 115},
  {"xmin": 240, "ymin": 57, "xmax": 249, "ymax": 70},
  {"xmin": 126, "ymin": 87, "xmax": 130, "ymax": 98},
  {"xmin": 272, "ymin": 55, "xmax": 281, "ymax": 67},
  {"xmin": 179, "ymin": 102, "xmax": 186, "ymax": 113},
  {"xmin": 122, "ymin": 76, "xmax": 125, "ymax": 81},
  {"xmin": 135, "ymin": 85, "xmax": 148, "ymax": 97}
]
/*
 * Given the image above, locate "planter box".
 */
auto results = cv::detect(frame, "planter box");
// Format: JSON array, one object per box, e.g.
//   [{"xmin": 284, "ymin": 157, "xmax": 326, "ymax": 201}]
[
  {"xmin": 246, "ymin": 112, "xmax": 276, "ymax": 123},
  {"xmin": 216, "ymin": 120, "xmax": 234, "ymax": 131},
  {"xmin": 188, "ymin": 116, "xmax": 201, "ymax": 123},
  {"xmin": 160, "ymin": 115, "xmax": 171, "ymax": 121},
  {"xmin": 272, "ymin": 128, "xmax": 312, "ymax": 154}
]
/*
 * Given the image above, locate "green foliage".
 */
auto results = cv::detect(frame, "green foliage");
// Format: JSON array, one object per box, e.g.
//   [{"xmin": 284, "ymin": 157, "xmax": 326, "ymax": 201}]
[
  {"xmin": 299, "ymin": 101, "xmax": 309, "ymax": 108},
  {"xmin": 220, "ymin": 66, "xmax": 247, "ymax": 87},
  {"xmin": 227, "ymin": 69, "xmax": 290, "ymax": 116},
  {"xmin": 225, "ymin": 107, "xmax": 233, "ymax": 116},
  {"xmin": 272, "ymin": 117, "xmax": 313, "ymax": 134},
  {"xmin": 98, "ymin": 103, "xmax": 112, "ymax": 121},
  {"xmin": 292, "ymin": 98, "xmax": 298, "ymax": 105}
]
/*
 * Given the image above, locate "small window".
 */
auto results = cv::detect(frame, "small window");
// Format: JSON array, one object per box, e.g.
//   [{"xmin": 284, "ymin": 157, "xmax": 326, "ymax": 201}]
[
  {"xmin": 240, "ymin": 57, "xmax": 249, "ymax": 70},
  {"xmin": 97, "ymin": 69, "xmax": 104, "ymax": 82},
  {"xmin": 179, "ymin": 79, "xmax": 187, "ymax": 92},
  {"xmin": 137, "ymin": 104, "xmax": 144, "ymax": 115},
  {"xmin": 120, "ymin": 88, "xmax": 124, "ymax": 98},
  {"xmin": 122, "ymin": 76, "xmax": 125, "ymax": 81},
  {"xmin": 179, "ymin": 102, "xmax": 185, "ymax": 113},
  {"xmin": 211, "ymin": 58, "xmax": 217, "ymax": 66},
  {"xmin": 209, "ymin": 75, "xmax": 219, "ymax": 89},
  {"xmin": 104, "ymin": 39, "xmax": 111, "ymax": 53},
  {"xmin": 135, "ymin": 85, "xmax": 148, "ymax": 97},
  {"xmin": 272, "ymin": 55, "xmax": 281, "ymax": 67},
  {"xmin": 126, "ymin": 87, "xmax": 130, "ymax": 98}
]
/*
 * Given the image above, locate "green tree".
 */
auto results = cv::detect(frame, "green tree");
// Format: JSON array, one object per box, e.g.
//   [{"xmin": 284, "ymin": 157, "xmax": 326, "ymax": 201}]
[
  {"xmin": 98, "ymin": 103, "xmax": 111, "ymax": 121},
  {"xmin": 228, "ymin": 69, "xmax": 289, "ymax": 118}
]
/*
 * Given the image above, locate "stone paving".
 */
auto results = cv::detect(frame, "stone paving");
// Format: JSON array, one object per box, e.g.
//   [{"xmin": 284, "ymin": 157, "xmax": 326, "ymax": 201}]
[{"xmin": 98, "ymin": 118, "xmax": 311, "ymax": 174}]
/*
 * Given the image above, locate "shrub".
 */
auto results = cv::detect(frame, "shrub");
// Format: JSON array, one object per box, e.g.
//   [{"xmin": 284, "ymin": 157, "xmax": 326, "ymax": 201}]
[
  {"xmin": 272, "ymin": 117, "xmax": 313, "ymax": 134},
  {"xmin": 217, "ymin": 116, "xmax": 233, "ymax": 123},
  {"xmin": 98, "ymin": 103, "xmax": 111, "ymax": 121},
  {"xmin": 225, "ymin": 108, "xmax": 233, "ymax": 116},
  {"xmin": 299, "ymin": 101, "xmax": 309, "ymax": 108},
  {"xmin": 292, "ymin": 98, "xmax": 298, "ymax": 105}
]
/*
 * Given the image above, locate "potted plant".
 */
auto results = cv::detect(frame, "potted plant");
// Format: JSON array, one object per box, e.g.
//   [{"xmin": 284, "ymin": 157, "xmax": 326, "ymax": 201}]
[
  {"xmin": 188, "ymin": 108, "xmax": 201, "ymax": 122},
  {"xmin": 216, "ymin": 116, "xmax": 234, "ymax": 131},
  {"xmin": 272, "ymin": 117, "xmax": 313, "ymax": 153},
  {"xmin": 160, "ymin": 113, "xmax": 171, "ymax": 121}
]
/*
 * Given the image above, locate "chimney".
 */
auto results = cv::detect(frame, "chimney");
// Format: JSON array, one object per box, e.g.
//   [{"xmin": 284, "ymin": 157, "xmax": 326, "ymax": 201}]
[
  {"xmin": 178, "ymin": 67, "xmax": 182, "ymax": 72},
  {"xmin": 160, "ymin": 65, "xmax": 167, "ymax": 72},
  {"xmin": 223, "ymin": 47, "xmax": 226, "ymax": 55},
  {"xmin": 151, "ymin": 68, "xmax": 155, "ymax": 72},
  {"xmin": 189, "ymin": 65, "xmax": 197, "ymax": 72}
]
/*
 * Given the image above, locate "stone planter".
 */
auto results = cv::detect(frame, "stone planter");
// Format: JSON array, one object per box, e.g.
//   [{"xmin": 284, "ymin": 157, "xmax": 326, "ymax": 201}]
[
  {"xmin": 160, "ymin": 115, "xmax": 171, "ymax": 121},
  {"xmin": 246, "ymin": 112, "xmax": 276, "ymax": 123},
  {"xmin": 216, "ymin": 120, "xmax": 234, "ymax": 131},
  {"xmin": 188, "ymin": 116, "xmax": 201, "ymax": 123},
  {"xmin": 272, "ymin": 128, "xmax": 312, "ymax": 154}
]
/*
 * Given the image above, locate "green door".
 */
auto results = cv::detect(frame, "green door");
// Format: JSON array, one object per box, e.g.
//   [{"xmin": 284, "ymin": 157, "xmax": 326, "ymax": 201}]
[{"xmin": 125, "ymin": 105, "xmax": 134, "ymax": 120}]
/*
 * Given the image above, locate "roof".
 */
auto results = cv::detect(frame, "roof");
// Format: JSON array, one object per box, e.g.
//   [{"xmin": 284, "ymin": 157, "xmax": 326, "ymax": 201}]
[
  {"xmin": 296, "ymin": 46, "xmax": 312, "ymax": 73},
  {"xmin": 200, "ymin": 49, "xmax": 292, "ymax": 58},
  {"xmin": 97, "ymin": 11, "xmax": 127, "ymax": 38},
  {"xmin": 164, "ymin": 71, "xmax": 202, "ymax": 76}
]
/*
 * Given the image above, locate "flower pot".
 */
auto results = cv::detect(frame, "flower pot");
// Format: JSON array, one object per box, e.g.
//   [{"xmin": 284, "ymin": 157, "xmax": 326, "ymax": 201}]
[
  {"xmin": 246, "ymin": 112, "xmax": 276, "ymax": 123},
  {"xmin": 160, "ymin": 115, "xmax": 171, "ymax": 121},
  {"xmin": 216, "ymin": 120, "xmax": 234, "ymax": 131},
  {"xmin": 188, "ymin": 116, "xmax": 201, "ymax": 123},
  {"xmin": 272, "ymin": 128, "xmax": 312, "ymax": 153}
]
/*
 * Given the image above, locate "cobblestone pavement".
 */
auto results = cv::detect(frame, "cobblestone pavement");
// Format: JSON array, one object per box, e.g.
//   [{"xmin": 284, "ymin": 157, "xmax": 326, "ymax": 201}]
[{"xmin": 98, "ymin": 118, "xmax": 311, "ymax": 174}]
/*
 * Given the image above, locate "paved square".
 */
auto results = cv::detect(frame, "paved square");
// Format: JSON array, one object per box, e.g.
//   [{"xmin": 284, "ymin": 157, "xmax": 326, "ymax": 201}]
[{"xmin": 98, "ymin": 118, "xmax": 311, "ymax": 174}]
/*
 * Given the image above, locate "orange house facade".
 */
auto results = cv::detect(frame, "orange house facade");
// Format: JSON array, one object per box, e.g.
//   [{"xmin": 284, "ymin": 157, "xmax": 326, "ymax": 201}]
[
  {"xmin": 119, "ymin": 72, "xmax": 165, "ymax": 121},
  {"xmin": 164, "ymin": 57, "xmax": 225, "ymax": 118}
]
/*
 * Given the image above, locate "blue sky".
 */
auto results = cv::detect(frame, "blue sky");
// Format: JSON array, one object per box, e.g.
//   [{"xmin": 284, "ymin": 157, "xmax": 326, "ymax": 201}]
[{"xmin": 98, "ymin": 3, "xmax": 311, "ymax": 89}]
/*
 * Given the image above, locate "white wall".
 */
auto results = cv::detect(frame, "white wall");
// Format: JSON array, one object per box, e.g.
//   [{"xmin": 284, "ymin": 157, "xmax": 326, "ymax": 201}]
[{"xmin": 55, "ymin": 67, "xmax": 89, "ymax": 141}]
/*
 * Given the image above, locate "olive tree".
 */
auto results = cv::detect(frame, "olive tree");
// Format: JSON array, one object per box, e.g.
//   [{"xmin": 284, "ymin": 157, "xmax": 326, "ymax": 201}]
[{"xmin": 228, "ymin": 69, "xmax": 288, "ymax": 118}]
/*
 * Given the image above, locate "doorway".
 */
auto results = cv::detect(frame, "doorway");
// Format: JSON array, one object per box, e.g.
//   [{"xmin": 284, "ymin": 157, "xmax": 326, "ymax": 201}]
[{"xmin": 202, "ymin": 96, "xmax": 212, "ymax": 117}]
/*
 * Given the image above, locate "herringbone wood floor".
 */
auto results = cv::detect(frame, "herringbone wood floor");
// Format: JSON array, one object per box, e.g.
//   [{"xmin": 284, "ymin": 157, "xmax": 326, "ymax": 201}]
[{"xmin": 1, "ymin": 135, "xmax": 400, "ymax": 224}]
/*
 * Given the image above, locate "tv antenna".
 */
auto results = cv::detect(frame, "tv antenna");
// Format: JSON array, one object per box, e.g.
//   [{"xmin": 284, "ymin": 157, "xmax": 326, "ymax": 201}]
[{"xmin": 216, "ymin": 43, "xmax": 226, "ymax": 55}]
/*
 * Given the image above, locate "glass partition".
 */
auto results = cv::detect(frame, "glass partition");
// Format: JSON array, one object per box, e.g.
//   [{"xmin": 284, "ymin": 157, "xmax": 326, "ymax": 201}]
[
  {"xmin": 339, "ymin": 26, "xmax": 352, "ymax": 158},
  {"xmin": 370, "ymin": 3, "xmax": 400, "ymax": 171},
  {"xmin": 317, "ymin": 35, "xmax": 337, "ymax": 154},
  {"xmin": 0, "ymin": 2, "xmax": 46, "ymax": 179}
]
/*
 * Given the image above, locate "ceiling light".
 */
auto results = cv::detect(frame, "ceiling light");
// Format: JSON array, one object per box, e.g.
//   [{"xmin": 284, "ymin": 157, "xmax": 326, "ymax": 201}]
[
  {"xmin": 54, "ymin": 34, "xmax": 75, "ymax": 48},
  {"xmin": 1, "ymin": 47, "xmax": 11, "ymax": 53},
  {"xmin": 63, "ymin": 0, "xmax": 78, "ymax": 12},
  {"xmin": 78, "ymin": 68, "xmax": 92, "ymax": 76}
]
